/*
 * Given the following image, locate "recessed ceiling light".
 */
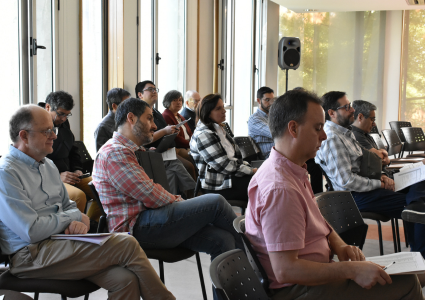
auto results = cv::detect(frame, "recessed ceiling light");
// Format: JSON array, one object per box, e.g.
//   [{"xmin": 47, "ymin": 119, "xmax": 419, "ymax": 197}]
[{"xmin": 304, "ymin": 9, "xmax": 318, "ymax": 12}]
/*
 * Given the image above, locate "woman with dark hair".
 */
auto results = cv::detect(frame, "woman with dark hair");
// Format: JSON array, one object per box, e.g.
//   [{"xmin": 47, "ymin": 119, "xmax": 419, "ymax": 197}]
[
  {"xmin": 190, "ymin": 94, "xmax": 257, "ymax": 201},
  {"xmin": 162, "ymin": 90, "xmax": 197, "ymax": 182}
]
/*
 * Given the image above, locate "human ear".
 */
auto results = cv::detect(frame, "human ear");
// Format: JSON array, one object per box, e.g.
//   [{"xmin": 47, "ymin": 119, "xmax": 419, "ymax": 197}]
[{"xmin": 287, "ymin": 120, "xmax": 298, "ymax": 138}]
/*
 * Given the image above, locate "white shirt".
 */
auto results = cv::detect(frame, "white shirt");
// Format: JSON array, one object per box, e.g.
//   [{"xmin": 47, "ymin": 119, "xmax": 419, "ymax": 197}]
[{"xmin": 214, "ymin": 123, "xmax": 237, "ymax": 161}]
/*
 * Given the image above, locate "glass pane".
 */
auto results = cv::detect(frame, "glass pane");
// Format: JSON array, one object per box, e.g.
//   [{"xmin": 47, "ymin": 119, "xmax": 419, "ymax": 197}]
[
  {"xmin": 157, "ymin": 0, "xmax": 186, "ymax": 113},
  {"xmin": 35, "ymin": 0, "xmax": 53, "ymax": 103},
  {"xmin": 225, "ymin": 109, "xmax": 232, "ymax": 130},
  {"xmin": 224, "ymin": 0, "xmax": 233, "ymax": 106},
  {"xmin": 233, "ymin": 0, "xmax": 253, "ymax": 136},
  {"xmin": 139, "ymin": 0, "xmax": 153, "ymax": 82},
  {"xmin": 400, "ymin": 10, "xmax": 425, "ymax": 127},
  {"xmin": 0, "ymin": 0, "xmax": 20, "ymax": 154},
  {"xmin": 82, "ymin": 0, "xmax": 103, "ymax": 157}
]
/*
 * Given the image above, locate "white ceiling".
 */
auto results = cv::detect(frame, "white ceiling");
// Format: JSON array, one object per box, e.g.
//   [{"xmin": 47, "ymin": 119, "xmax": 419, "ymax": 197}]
[{"xmin": 271, "ymin": 0, "xmax": 425, "ymax": 13}]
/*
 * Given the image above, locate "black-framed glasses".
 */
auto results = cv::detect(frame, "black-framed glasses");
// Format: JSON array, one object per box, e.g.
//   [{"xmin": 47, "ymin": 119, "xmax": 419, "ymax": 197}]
[
  {"xmin": 55, "ymin": 111, "xmax": 72, "ymax": 119},
  {"xmin": 143, "ymin": 87, "xmax": 159, "ymax": 93},
  {"xmin": 336, "ymin": 103, "xmax": 352, "ymax": 111},
  {"xmin": 369, "ymin": 117, "xmax": 376, "ymax": 123},
  {"xmin": 22, "ymin": 127, "xmax": 58, "ymax": 138}
]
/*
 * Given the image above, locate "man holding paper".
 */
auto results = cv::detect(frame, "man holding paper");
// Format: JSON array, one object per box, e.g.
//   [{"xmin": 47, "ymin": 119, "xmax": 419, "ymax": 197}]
[
  {"xmin": 0, "ymin": 105, "xmax": 175, "ymax": 300},
  {"xmin": 245, "ymin": 89, "xmax": 423, "ymax": 299},
  {"xmin": 315, "ymin": 91, "xmax": 425, "ymax": 259}
]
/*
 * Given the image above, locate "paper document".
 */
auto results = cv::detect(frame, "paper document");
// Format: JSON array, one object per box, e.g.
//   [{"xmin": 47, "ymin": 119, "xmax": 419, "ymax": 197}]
[
  {"xmin": 175, "ymin": 118, "xmax": 190, "ymax": 129},
  {"xmin": 366, "ymin": 252, "xmax": 425, "ymax": 275},
  {"xmin": 51, "ymin": 233, "xmax": 116, "ymax": 246},
  {"xmin": 162, "ymin": 147, "xmax": 177, "ymax": 161},
  {"xmin": 0, "ymin": 295, "xmax": 4, "ymax": 300},
  {"xmin": 386, "ymin": 164, "xmax": 408, "ymax": 169},
  {"xmin": 396, "ymin": 158, "xmax": 424, "ymax": 162},
  {"xmin": 394, "ymin": 163, "xmax": 425, "ymax": 191}
]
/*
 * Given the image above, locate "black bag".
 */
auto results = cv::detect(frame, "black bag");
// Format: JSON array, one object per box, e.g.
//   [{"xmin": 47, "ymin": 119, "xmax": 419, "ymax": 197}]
[{"xmin": 358, "ymin": 148, "xmax": 382, "ymax": 180}]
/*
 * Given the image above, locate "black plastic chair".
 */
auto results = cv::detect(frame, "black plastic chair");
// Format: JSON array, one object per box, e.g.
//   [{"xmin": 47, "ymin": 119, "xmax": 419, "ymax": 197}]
[
  {"xmin": 401, "ymin": 127, "xmax": 425, "ymax": 158},
  {"xmin": 233, "ymin": 216, "xmax": 269, "ymax": 294},
  {"xmin": 315, "ymin": 191, "xmax": 369, "ymax": 249},
  {"xmin": 74, "ymin": 141, "xmax": 94, "ymax": 175},
  {"xmin": 370, "ymin": 133, "xmax": 387, "ymax": 150},
  {"xmin": 0, "ymin": 247, "xmax": 99, "ymax": 300},
  {"xmin": 234, "ymin": 136, "xmax": 261, "ymax": 163},
  {"xmin": 210, "ymin": 249, "xmax": 270, "ymax": 300},
  {"xmin": 382, "ymin": 129, "xmax": 404, "ymax": 158},
  {"xmin": 222, "ymin": 122, "xmax": 234, "ymax": 138},
  {"xmin": 89, "ymin": 152, "xmax": 208, "ymax": 300},
  {"xmin": 389, "ymin": 121, "xmax": 412, "ymax": 143}
]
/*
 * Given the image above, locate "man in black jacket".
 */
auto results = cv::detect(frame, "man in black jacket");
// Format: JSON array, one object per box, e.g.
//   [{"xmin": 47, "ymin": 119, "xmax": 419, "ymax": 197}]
[
  {"xmin": 43, "ymin": 91, "xmax": 98, "ymax": 218},
  {"xmin": 181, "ymin": 90, "xmax": 200, "ymax": 132}
]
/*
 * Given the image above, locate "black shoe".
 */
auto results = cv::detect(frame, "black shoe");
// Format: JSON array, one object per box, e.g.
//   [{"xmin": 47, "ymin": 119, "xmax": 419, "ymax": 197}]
[{"xmin": 401, "ymin": 201, "xmax": 425, "ymax": 224}]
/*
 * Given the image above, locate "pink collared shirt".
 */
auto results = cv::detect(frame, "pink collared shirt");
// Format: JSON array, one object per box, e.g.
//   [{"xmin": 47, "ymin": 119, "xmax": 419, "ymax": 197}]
[{"xmin": 245, "ymin": 147, "xmax": 333, "ymax": 289}]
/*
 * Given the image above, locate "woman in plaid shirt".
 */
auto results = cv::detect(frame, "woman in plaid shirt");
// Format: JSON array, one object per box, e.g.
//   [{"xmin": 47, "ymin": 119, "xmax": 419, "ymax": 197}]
[{"xmin": 190, "ymin": 94, "xmax": 257, "ymax": 201}]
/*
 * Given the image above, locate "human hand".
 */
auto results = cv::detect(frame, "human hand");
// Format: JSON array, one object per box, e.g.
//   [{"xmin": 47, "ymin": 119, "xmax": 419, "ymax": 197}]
[
  {"xmin": 381, "ymin": 175, "xmax": 395, "ymax": 191},
  {"xmin": 252, "ymin": 168, "xmax": 258, "ymax": 174},
  {"xmin": 74, "ymin": 170, "xmax": 83, "ymax": 176},
  {"xmin": 334, "ymin": 244, "xmax": 365, "ymax": 262},
  {"xmin": 165, "ymin": 125, "xmax": 179, "ymax": 135},
  {"xmin": 80, "ymin": 213, "xmax": 90, "ymax": 231},
  {"xmin": 149, "ymin": 147, "xmax": 156, "ymax": 151},
  {"xmin": 60, "ymin": 171, "xmax": 81, "ymax": 185},
  {"xmin": 65, "ymin": 221, "xmax": 88, "ymax": 234},
  {"xmin": 349, "ymin": 261, "xmax": 392, "ymax": 289}
]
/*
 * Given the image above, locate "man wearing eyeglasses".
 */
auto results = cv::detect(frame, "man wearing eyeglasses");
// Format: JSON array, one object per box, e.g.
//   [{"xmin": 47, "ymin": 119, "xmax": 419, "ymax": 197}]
[
  {"xmin": 43, "ymin": 91, "xmax": 95, "ymax": 217},
  {"xmin": 181, "ymin": 90, "xmax": 201, "ymax": 132},
  {"xmin": 248, "ymin": 86, "xmax": 275, "ymax": 159},
  {"xmin": 315, "ymin": 91, "xmax": 425, "ymax": 259}
]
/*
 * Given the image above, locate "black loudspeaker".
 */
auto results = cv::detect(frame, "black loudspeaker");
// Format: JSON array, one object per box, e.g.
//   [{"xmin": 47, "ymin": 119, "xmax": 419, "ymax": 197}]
[{"xmin": 278, "ymin": 37, "xmax": 301, "ymax": 70}]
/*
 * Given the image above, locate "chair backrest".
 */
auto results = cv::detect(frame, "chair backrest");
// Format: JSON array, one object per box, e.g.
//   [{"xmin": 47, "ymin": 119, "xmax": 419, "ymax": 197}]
[
  {"xmin": 381, "ymin": 129, "xmax": 403, "ymax": 158},
  {"xmin": 210, "ymin": 249, "xmax": 270, "ymax": 300},
  {"xmin": 389, "ymin": 121, "xmax": 412, "ymax": 143},
  {"xmin": 370, "ymin": 125, "xmax": 380, "ymax": 136},
  {"xmin": 88, "ymin": 182, "xmax": 108, "ymax": 233},
  {"xmin": 370, "ymin": 133, "xmax": 387, "ymax": 150},
  {"xmin": 401, "ymin": 127, "xmax": 425, "ymax": 152},
  {"xmin": 320, "ymin": 166, "xmax": 334, "ymax": 191},
  {"xmin": 73, "ymin": 141, "xmax": 94, "ymax": 175},
  {"xmin": 316, "ymin": 191, "xmax": 368, "ymax": 249},
  {"xmin": 135, "ymin": 151, "xmax": 171, "ymax": 193},
  {"xmin": 233, "ymin": 216, "xmax": 270, "ymax": 293},
  {"xmin": 222, "ymin": 122, "xmax": 234, "ymax": 138},
  {"xmin": 234, "ymin": 136, "xmax": 258, "ymax": 162}
]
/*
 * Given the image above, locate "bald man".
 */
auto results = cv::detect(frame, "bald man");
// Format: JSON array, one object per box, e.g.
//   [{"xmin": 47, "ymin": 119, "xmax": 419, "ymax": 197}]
[
  {"xmin": 0, "ymin": 104, "xmax": 174, "ymax": 300},
  {"xmin": 181, "ymin": 90, "xmax": 200, "ymax": 132}
]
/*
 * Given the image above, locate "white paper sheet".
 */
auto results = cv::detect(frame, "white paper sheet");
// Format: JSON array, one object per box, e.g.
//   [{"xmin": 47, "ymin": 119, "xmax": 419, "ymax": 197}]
[
  {"xmin": 162, "ymin": 147, "xmax": 177, "ymax": 161},
  {"xmin": 366, "ymin": 252, "xmax": 425, "ymax": 275},
  {"xmin": 51, "ymin": 233, "xmax": 121, "ymax": 246},
  {"xmin": 394, "ymin": 164, "xmax": 425, "ymax": 191}
]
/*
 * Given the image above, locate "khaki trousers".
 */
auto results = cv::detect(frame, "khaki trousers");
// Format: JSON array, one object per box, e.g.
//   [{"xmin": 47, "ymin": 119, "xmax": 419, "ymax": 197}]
[
  {"xmin": 271, "ymin": 275, "xmax": 424, "ymax": 300},
  {"xmin": 10, "ymin": 234, "xmax": 175, "ymax": 300},
  {"xmin": 64, "ymin": 176, "xmax": 102, "ymax": 221}
]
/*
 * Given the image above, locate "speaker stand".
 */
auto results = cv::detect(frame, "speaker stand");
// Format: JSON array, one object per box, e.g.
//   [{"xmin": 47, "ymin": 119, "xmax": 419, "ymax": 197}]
[{"xmin": 285, "ymin": 69, "xmax": 289, "ymax": 92}]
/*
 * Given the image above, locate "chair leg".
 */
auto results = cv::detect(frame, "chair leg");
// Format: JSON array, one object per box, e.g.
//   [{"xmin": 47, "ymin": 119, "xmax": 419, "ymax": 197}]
[
  {"xmin": 34, "ymin": 293, "xmax": 39, "ymax": 300},
  {"xmin": 390, "ymin": 219, "xmax": 398, "ymax": 253},
  {"xmin": 241, "ymin": 207, "xmax": 245, "ymax": 215},
  {"xmin": 195, "ymin": 252, "xmax": 208, "ymax": 300},
  {"xmin": 61, "ymin": 295, "xmax": 67, "ymax": 300},
  {"xmin": 395, "ymin": 219, "xmax": 401, "ymax": 252},
  {"xmin": 84, "ymin": 294, "xmax": 90, "ymax": 300},
  {"xmin": 403, "ymin": 220, "xmax": 409, "ymax": 248},
  {"xmin": 159, "ymin": 260, "xmax": 165, "ymax": 283},
  {"xmin": 376, "ymin": 220, "xmax": 384, "ymax": 256}
]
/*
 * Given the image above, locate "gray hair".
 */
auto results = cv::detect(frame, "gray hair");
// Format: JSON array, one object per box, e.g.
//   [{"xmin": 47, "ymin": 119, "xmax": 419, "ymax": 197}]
[
  {"xmin": 163, "ymin": 90, "xmax": 183, "ymax": 109},
  {"xmin": 185, "ymin": 90, "xmax": 197, "ymax": 101},
  {"xmin": 352, "ymin": 100, "xmax": 377, "ymax": 120},
  {"xmin": 106, "ymin": 88, "xmax": 131, "ymax": 111},
  {"xmin": 9, "ymin": 104, "xmax": 36, "ymax": 142}
]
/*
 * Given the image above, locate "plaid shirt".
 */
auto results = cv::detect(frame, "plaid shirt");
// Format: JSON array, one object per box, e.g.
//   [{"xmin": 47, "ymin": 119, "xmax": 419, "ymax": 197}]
[
  {"xmin": 190, "ymin": 122, "xmax": 254, "ymax": 190},
  {"xmin": 315, "ymin": 121, "xmax": 381, "ymax": 192},
  {"xmin": 247, "ymin": 108, "xmax": 274, "ymax": 159},
  {"xmin": 92, "ymin": 132, "xmax": 183, "ymax": 233}
]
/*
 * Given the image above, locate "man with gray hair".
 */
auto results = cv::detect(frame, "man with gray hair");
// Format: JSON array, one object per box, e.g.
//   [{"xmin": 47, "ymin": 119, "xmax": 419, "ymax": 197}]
[
  {"xmin": 181, "ymin": 90, "xmax": 200, "ymax": 132},
  {"xmin": 0, "ymin": 104, "xmax": 175, "ymax": 300},
  {"xmin": 94, "ymin": 87, "xmax": 131, "ymax": 152}
]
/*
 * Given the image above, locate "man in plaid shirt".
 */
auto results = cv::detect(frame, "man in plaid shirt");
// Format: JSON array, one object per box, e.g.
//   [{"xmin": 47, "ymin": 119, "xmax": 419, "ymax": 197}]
[
  {"xmin": 92, "ymin": 98, "xmax": 243, "ymax": 293},
  {"xmin": 315, "ymin": 91, "xmax": 425, "ymax": 258}
]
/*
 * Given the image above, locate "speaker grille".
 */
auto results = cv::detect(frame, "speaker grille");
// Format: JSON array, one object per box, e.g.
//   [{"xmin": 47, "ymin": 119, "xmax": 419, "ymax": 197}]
[{"xmin": 284, "ymin": 49, "xmax": 300, "ymax": 67}]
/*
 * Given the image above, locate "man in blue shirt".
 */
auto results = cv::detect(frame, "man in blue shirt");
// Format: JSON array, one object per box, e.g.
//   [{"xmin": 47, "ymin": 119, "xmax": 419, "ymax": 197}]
[
  {"xmin": 247, "ymin": 86, "xmax": 275, "ymax": 159},
  {"xmin": 0, "ymin": 104, "xmax": 174, "ymax": 300}
]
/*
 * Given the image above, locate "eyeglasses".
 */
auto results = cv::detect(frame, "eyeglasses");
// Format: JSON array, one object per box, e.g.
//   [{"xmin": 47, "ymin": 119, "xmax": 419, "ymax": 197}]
[
  {"xmin": 369, "ymin": 117, "xmax": 376, "ymax": 122},
  {"xmin": 143, "ymin": 87, "xmax": 159, "ymax": 93},
  {"xmin": 335, "ymin": 103, "xmax": 352, "ymax": 111},
  {"xmin": 55, "ymin": 111, "xmax": 72, "ymax": 119},
  {"xmin": 23, "ymin": 127, "xmax": 58, "ymax": 138}
]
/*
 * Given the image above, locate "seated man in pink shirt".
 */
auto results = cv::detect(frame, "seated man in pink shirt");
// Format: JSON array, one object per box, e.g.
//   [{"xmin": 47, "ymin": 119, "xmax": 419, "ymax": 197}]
[{"xmin": 244, "ymin": 89, "xmax": 423, "ymax": 299}]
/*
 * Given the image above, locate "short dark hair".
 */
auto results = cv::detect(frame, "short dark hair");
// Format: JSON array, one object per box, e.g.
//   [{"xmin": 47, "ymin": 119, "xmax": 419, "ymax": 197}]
[
  {"xmin": 135, "ymin": 80, "xmax": 155, "ymax": 98},
  {"xmin": 163, "ymin": 90, "xmax": 183, "ymax": 109},
  {"xmin": 257, "ymin": 86, "xmax": 274, "ymax": 100},
  {"xmin": 321, "ymin": 91, "xmax": 347, "ymax": 121},
  {"xmin": 269, "ymin": 90, "xmax": 323, "ymax": 140},
  {"xmin": 9, "ymin": 105, "xmax": 36, "ymax": 142},
  {"xmin": 106, "ymin": 88, "xmax": 131, "ymax": 111},
  {"xmin": 197, "ymin": 93, "xmax": 222, "ymax": 132},
  {"xmin": 352, "ymin": 100, "xmax": 377, "ymax": 120},
  {"xmin": 115, "ymin": 98, "xmax": 150, "ymax": 129},
  {"xmin": 45, "ymin": 91, "xmax": 74, "ymax": 111}
]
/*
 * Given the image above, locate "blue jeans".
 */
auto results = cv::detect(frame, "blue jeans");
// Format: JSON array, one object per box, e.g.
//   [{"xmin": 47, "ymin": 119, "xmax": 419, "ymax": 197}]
[
  {"xmin": 133, "ymin": 194, "xmax": 243, "ymax": 261},
  {"xmin": 352, "ymin": 181, "xmax": 425, "ymax": 257}
]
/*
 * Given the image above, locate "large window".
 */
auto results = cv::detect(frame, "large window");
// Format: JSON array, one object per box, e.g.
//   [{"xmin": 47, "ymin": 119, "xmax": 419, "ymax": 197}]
[
  {"xmin": 277, "ymin": 8, "xmax": 386, "ymax": 121},
  {"xmin": 399, "ymin": 10, "xmax": 425, "ymax": 127}
]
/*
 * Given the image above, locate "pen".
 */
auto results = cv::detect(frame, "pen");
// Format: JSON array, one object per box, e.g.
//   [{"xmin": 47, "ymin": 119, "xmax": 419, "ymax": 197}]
[{"xmin": 383, "ymin": 261, "xmax": 396, "ymax": 270}]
